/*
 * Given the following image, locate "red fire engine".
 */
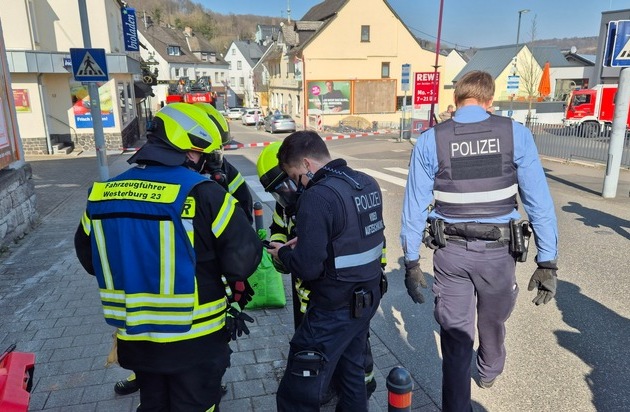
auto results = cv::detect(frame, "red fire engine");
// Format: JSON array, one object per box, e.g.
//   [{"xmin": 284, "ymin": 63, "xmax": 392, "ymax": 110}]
[
  {"xmin": 564, "ymin": 84, "xmax": 630, "ymax": 136},
  {"xmin": 165, "ymin": 76, "xmax": 217, "ymax": 106}
]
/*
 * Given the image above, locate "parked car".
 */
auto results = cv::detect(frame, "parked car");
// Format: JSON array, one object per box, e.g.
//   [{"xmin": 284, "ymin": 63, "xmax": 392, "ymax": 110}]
[
  {"xmin": 242, "ymin": 108, "xmax": 264, "ymax": 126},
  {"xmin": 264, "ymin": 114, "xmax": 297, "ymax": 133},
  {"xmin": 227, "ymin": 107, "xmax": 247, "ymax": 120}
]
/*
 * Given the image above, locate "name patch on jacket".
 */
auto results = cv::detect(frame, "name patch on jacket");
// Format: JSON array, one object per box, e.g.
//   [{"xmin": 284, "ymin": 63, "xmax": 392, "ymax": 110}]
[
  {"xmin": 450, "ymin": 138, "xmax": 502, "ymax": 180},
  {"xmin": 89, "ymin": 180, "xmax": 180, "ymax": 203},
  {"xmin": 354, "ymin": 191, "xmax": 384, "ymax": 237}
]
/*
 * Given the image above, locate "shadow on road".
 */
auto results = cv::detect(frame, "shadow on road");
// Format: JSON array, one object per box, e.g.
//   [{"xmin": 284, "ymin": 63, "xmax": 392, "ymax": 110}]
[
  {"xmin": 543, "ymin": 168, "xmax": 601, "ymax": 196},
  {"xmin": 561, "ymin": 201, "xmax": 630, "ymax": 240},
  {"xmin": 554, "ymin": 279, "xmax": 630, "ymax": 411}
]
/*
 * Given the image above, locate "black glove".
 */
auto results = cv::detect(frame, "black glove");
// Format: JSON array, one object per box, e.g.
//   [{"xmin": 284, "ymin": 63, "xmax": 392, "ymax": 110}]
[
  {"xmin": 226, "ymin": 302, "xmax": 254, "ymax": 341},
  {"xmin": 405, "ymin": 259, "xmax": 428, "ymax": 304},
  {"xmin": 231, "ymin": 280, "xmax": 255, "ymax": 310},
  {"xmin": 527, "ymin": 261, "xmax": 558, "ymax": 305}
]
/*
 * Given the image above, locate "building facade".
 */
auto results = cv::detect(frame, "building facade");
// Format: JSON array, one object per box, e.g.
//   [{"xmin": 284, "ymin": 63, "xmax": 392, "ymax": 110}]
[
  {"xmin": 260, "ymin": 0, "xmax": 438, "ymax": 130},
  {"xmin": 0, "ymin": 0, "xmax": 144, "ymax": 154}
]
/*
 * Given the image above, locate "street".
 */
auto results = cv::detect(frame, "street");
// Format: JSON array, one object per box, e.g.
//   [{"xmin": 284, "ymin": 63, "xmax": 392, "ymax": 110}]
[{"xmin": 226, "ymin": 120, "xmax": 630, "ymax": 412}]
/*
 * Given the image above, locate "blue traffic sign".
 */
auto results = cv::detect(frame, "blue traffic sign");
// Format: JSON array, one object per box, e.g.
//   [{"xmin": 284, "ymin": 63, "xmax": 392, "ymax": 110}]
[
  {"xmin": 70, "ymin": 48, "xmax": 109, "ymax": 82},
  {"xmin": 609, "ymin": 20, "xmax": 630, "ymax": 67},
  {"xmin": 603, "ymin": 21, "xmax": 617, "ymax": 67},
  {"xmin": 507, "ymin": 75, "xmax": 520, "ymax": 91},
  {"xmin": 401, "ymin": 64, "xmax": 411, "ymax": 92}
]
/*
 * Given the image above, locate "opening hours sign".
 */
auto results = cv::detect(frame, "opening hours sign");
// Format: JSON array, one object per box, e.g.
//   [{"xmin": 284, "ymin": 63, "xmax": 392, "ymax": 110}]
[{"xmin": 414, "ymin": 72, "xmax": 440, "ymax": 105}]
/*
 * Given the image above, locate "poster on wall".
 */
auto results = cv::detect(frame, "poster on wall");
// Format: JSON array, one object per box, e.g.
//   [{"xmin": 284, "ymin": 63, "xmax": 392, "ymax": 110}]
[
  {"xmin": 13, "ymin": 89, "xmax": 31, "ymax": 112},
  {"xmin": 0, "ymin": 97, "xmax": 14, "ymax": 168},
  {"xmin": 307, "ymin": 80, "xmax": 351, "ymax": 115},
  {"xmin": 70, "ymin": 81, "xmax": 115, "ymax": 128}
]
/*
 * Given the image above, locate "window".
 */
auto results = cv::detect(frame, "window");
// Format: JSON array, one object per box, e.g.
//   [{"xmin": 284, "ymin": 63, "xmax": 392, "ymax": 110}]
[
  {"xmin": 381, "ymin": 62, "xmax": 390, "ymax": 78},
  {"xmin": 230, "ymin": 77, "xmax": 235, "ymax": 86},
  {"xmin": 183, "ymin": 68, "xmax": 188, "ymax": 76},
  {"xmin": 361, "ymin": 25, "xmax": 370, "ymax": 42},
  {"xmin": 201, "ymin": 53, "xmax": 208, "ymax": 61},
  {"xmin": 167, "ymin": 45, "xmax": 181, "ymax": 56},
  {"xmin": 239, "ymin": 77, "xmax": 245, "ymax": 87},
  {"xmin": 232, "ymin": 48, "xmax": 236, "ymax": 55},
  {"xmin": 237, "ymin": 61, "xmax": 242, "ymax": 70},
  {"xmin": 175, "ymin": 68, "xmax": 180, "ymax": 77}
]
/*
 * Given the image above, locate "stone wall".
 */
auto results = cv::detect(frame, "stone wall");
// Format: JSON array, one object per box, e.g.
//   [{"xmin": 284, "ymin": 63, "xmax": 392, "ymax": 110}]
[
  {"xmin": 0, "ymin": 163, "xmax": 38, "ymax": 251},
  {"xmin": 21, "ymin": 137, "xmax": 49, "ymax": 155}
]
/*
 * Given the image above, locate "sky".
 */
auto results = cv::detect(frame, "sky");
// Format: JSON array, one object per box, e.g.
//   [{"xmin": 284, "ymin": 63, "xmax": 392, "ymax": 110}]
[{"xmin": 198, "ymin": 0, "xmax": 625, "ymax": 49}]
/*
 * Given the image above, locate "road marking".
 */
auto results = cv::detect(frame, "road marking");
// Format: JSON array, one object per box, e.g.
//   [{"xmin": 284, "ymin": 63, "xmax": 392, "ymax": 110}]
[
  {"xmin": 357, "ymin": 169, "xmax": 407, "ymax": 187},
  {"xmin": 384, "ymin": 167, "xmax": 409, "ymax": 176},
  {"xmin": 223, "ymin": 131, "xmax": 387, "ymax": 150}
]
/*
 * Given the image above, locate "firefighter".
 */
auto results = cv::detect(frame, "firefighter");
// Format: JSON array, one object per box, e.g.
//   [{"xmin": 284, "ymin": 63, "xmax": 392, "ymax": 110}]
[
  {"xmin": 266, "ymin": 132, "xmax": 385, "ymax": 411},
  {"xmin": 112, "ymin": 102, "xmax": 256, "ymax": 397},
  {"xmin": 74, "ymin": 102, "xmax": 262, "ymax": 411}
]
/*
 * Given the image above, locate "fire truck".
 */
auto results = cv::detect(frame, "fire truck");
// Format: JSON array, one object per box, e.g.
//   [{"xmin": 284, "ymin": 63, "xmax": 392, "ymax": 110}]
[
  {"xmin": 165, "ymin": 76, "xmax": 217, "ymax": 106},
  {"xmin": 563, "ymin": 84, "xmax": 630, "ymax": 137}
]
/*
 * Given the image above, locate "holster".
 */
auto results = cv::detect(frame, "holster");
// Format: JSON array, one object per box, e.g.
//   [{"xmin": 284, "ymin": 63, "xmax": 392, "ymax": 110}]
[
  {"xmin": 290, "ymin": 350, "xmax": 326, "ymax": 378},
  {"xmin": 509, "ymin": 219, "xmax": 532, "ymax": 262},
  {"xmin": 423, "ymin": 219, "xmax": 447, "ymax": 249},
  {"xmin": 352, "ymin": 288, "xmax": 373, "ymax": 319}
]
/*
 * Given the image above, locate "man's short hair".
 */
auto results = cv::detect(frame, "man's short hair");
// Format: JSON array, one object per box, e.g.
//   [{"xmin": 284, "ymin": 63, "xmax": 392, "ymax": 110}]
[
  {"xmin": 278, "ymin": 131, "xmax": 330, "ymax": 169},
  {"xmin": 454, "ymin": 71, "xmax": 495, "ymax": 105}
]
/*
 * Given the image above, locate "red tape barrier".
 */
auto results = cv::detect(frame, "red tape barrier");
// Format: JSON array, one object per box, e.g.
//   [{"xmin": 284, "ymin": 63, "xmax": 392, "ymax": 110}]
[{"xmin": 122, "ymin": 131, "xmax": 388, "ymax": 153}]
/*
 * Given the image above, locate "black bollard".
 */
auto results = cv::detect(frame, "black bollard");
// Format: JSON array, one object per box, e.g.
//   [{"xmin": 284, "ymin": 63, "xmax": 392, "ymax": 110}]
[
  {"xmin": 386, "ymin": 366, "xmax": 413, "ymax": 411},
  {"xmin": 254, "ymin": 201, "xmax": 264, "ymax": 231}
]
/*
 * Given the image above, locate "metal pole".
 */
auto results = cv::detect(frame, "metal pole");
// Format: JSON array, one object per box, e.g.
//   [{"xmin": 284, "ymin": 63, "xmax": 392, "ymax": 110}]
[
  {"xmin": 602, "ymin": 67, "xmax": 630, "ymax": 198},
  {"xmin": 510, "ymin": 9, "xmax": 529, "ymax": 119},
  {"xmin": 398, "ymin": 91, "xmax": 406, "ymax": 142},
  {"xmin": 78, "ymin": 0, "xmax": 109, "ymax": 181},
  {"xmin": 428, "ymin": 0, "xmax": 444, "ymax": 128}
]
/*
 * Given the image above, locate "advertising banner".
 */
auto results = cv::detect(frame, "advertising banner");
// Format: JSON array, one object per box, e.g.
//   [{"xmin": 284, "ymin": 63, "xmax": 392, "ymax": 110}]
[
  {"xmin": 12, "ymin": 89, "xmax": 31, "ymax": 112},
  {"xmin": 70, "ymin": 81, "xmax": 115, "ymax": 128},
  {"xmin": 413, "ymin": 72, "xmax": 440, "ymax": 105},
  {"xmin": 307, "ymin": 80, "xmax": 351, "ymax": 115},
  {"xmin": 0, "ymin": 21, "xmax": 18, "ymax": 169},
  {"xmin": 121, "ymin": 7, "xmax": 139, "ymax": 52}
]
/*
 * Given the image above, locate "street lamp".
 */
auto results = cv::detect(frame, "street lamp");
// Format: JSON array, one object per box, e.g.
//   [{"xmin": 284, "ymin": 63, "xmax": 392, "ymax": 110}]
[
  {"xmin": 515, "ymin": 9, "xmax": 530, "ymax": 67},
  {"xmin": 510, "ymin": 9, "xmax": 530, "ymax": 117}
]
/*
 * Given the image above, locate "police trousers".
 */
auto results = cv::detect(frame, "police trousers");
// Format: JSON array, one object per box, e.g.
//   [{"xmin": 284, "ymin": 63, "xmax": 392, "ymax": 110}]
[
  {"xmin": 276, "ymin": 287, "xmax": 380, "ymax": 412},
  {"xmin": 432, "ymin": 240, "xmax": 518, "ymax": 412}
]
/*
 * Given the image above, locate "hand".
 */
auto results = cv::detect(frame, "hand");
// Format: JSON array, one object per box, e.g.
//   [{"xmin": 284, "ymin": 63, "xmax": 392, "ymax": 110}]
[
  {"xmin": 527, "ymin": 261, "xmax": 558, "ymax": 305},
  {"xmin": 226, "ymin": 302, "xmax": 254, "ymax": 340},
  {"xmin": 405, "ymin": 259, "xmax": 428, "ymax": 304},
  {"xmin": 232, "ymin": 281, "xmax": 255, "ymax": 310}
]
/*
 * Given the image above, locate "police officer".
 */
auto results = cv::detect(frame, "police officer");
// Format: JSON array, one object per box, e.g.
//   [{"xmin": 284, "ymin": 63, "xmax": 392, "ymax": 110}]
[
  {"xmin": 267, "ymin": 131, "xmax": 385, "ymax": 411},
  {"xmin": 400, "ymin": 71, "xmax": 559, "ymax": 412},
  {"xmin": 112, "ymin": 102, "xmax": 256, "ymax": 397},
  {"xmin": 258, "ymin": 142, "xmax": 384, "ymax": 402},
  {"xmin": 75, "ymin": 103, "xmax": 262, "ymax": 411}
]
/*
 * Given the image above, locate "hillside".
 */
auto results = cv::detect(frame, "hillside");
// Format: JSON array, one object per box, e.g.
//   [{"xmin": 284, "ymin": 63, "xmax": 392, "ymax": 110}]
[{"xmin": 128, "ymin": 0, "xmax": 599, "ymax": 56}]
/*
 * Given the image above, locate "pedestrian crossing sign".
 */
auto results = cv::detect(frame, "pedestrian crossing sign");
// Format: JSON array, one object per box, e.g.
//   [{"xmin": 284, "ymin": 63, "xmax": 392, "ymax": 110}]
[
  {"xmin": 604, "ymin": 20, "xmax": 630, "ymax": 67},
  {"xmin": 70, "ymin": 48, "xmax": 109, "ymax": 82}
]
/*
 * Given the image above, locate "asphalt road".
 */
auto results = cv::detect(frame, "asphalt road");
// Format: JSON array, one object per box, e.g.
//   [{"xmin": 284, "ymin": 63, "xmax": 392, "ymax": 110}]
[{"xmin": 225, "ymin": 120, "xmax": 630, "ymax": 412}]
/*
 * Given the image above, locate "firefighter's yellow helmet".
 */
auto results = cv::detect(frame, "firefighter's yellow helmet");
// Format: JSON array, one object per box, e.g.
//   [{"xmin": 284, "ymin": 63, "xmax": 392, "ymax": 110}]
[
  {"xmin": 153, "ymin": 103, "xmax": 221, "ymax": 154},
  {"xmin": 192, "ymin": 102, "xmax": 231, "ymax": 146}
]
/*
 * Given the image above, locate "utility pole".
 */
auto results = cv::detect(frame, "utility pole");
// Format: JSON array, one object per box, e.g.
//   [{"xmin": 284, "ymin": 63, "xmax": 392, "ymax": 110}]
[
  {"xmin": 602, "ymin": 67, "xmax": 630, "ymax": 198},
  {"xmin": 78, "ymin": 0, "xmax": 109, "ymax": 181}
]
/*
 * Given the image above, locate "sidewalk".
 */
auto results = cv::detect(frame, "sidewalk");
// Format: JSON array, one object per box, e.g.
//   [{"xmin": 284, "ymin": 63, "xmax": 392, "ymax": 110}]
[
  {"xmin": 2, "ymin": 151, "xmax": 628, "ymax": 411},
  {"xmin": 0, "ymin": 152, "xmax": 433, "ymax": 411}
]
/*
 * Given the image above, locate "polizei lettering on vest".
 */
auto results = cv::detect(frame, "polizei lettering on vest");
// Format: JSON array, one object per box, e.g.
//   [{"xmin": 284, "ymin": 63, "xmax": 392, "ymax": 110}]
[
  {"xmin": 450, "ymin": 138, "xmax": 500, "ymax": 158},
  {"xmin": 354, "ymin": 191, "xmax": 381, "ymax": 213}
]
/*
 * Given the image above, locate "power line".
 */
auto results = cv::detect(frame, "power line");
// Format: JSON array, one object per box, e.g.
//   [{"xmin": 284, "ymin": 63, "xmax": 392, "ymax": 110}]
[{"xmin": 406, "ymin": 24, "xmax": 475, "ymax": 50}]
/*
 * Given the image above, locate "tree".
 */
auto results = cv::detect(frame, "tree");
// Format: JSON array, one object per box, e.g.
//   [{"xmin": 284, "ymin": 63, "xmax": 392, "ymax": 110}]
[{"xmin": 516, "ymin": 15, "xmax": 542, "ymax": 123}]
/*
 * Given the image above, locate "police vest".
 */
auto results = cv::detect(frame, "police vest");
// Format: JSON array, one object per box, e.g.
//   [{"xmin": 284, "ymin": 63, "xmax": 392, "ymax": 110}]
[
  {"xmin": 318, "ymin": 169, "xmax": 385, "ymax": 283},
  {"xmin": 86, "ymin": 166, "xmax": 226, "ymax": 342},
  {"xmin": 433, "ymin": 115, "xmax": 518, "ymax": 218}
]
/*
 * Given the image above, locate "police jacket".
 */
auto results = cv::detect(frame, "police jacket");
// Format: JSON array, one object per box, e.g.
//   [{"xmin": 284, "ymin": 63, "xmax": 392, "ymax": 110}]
[
  {"xmin": 74, "ymin": 164, "xmax": 262, "ymax": 373},
  {"xmin": 401, "ymin": 105, "xmax": 558, "ymax": 263},
  {"xmin": 278, "ymin": 159, "xmax": 385, "ymax": 309}
]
